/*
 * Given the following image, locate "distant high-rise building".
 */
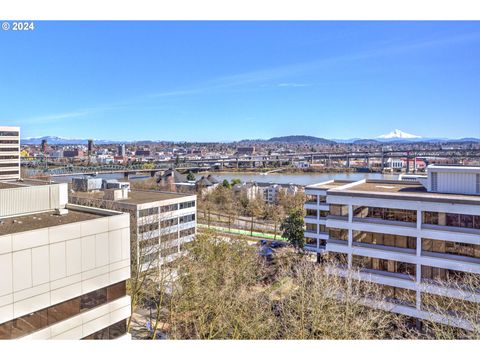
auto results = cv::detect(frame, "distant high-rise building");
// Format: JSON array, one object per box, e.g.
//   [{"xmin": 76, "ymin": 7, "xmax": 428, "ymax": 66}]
[
  {"xmin": 118, "ymin": 144, "xmax": 126, "ymax": 157},
  {"xmin": 87, "ymin": 139, "xmax": 94, "ymax": 155},
  {"xmin": 41, "ymin": 139, "xmax": 48, "ymax": 153},
  {"xmin": 0, "ymin": 126, "xmax": 20, "ymax": 180}
]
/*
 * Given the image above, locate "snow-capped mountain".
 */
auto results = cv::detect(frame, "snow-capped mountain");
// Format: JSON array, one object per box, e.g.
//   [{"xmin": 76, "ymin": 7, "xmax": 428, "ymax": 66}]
[{"xmin": 376, "ymin": 129, "xmax": 422, "ymax": 139}]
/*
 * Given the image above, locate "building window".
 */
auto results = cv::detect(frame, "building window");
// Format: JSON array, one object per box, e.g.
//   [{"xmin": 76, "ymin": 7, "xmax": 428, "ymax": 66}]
[
  {"xmin": 139, "ymin": 222, "xmax": 159, "ymax": 234},
  {"xmin": 80, "ymin": 288, "xmax": 107, "ymax": 311},
  {"xmin": 160, "ymin": 204, "xmax": 179, "ymax": 213},
  {"xmin": 423, "ymin": 212, "xmax": 480, "ymax": 230},
  {"xmin": 179, "ymin": 201, "xmax": 196, "ymax": 209},
  {"xmin": 352, "ymin": 255, "xmax": 416, "ymax": 277},
  {"xmin": 160, "ymin": 218, "xmax": 179, "ymax": 228},
  {"xmin": 328, "ymin": 228, "xmax": 348, "ymax": 242},
  {"xmin": 139, "ymin": 207, "xmax": 159, "ymax": 217},
  {"xmin": 0, "ymin": 131, "xmax": 19, "ymax": 136},
  {"xmin": 179, "ymin": 227, "xmax": 195, "ymax": 238},
  {"xmin": 329, "ymin": 204, "xmax": 348, "ymax": 217},
  {"xmin": 179, "ymin": 213, "xmax": 195, "ymax": 224},
  {"xmin": 0, "ymin": 282, "xmax": 126, "ymax": 339},
  {"xmin": 306, "ymin": 223, "xmax": 317, "ymax": 232},
  {"xmin": 422, "ymin": 238, "xmax": 480, "ymax": 259},
  {"xmin": 82, "ymin": 320, "xmax": 127, "ymax": 340},
  {"xmin": 421, "ymin": 266, "xmax": 480, "ymax": 284},
  {"xmin": 353, "ymin": 231, "xmax": 416, "ymax": 250},
  {"xmin": 306, "ymin": 209, "xmax": 317, "ymax": 217},
  {"xmin": 353, "ymin": 206, "xmax": 416, "ymax": 223}
]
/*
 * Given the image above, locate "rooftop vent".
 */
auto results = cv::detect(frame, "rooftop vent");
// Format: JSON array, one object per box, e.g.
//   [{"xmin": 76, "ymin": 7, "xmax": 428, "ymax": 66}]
[
  {"xmin": 54, "ymin": 208, "xmax": 69, "ymax": 216},
  {"xmin": 421, "ymin": 165, "xmax": 480, "ymax": 195}
]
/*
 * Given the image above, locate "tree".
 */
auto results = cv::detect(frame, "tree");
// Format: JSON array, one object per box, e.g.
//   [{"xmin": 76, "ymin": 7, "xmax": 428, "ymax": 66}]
[
  {"xmin": 280, "ymin": 208, "xmax": 305, "ymax": 250},
  {"xmin": 266, "ymin": 204, "xmax": 286, "ymax": 240},
  {"xmin": 230, "ymin": 178, "xmax": 241, "ymax": 187},
  {"xmin": 247, "ymin": 197, "xmax": 265, "ymax": 236},
  {"xmin": 186, "ymin": 171, "xmax": 195, "ymax": 181},
  {"xmin": 222, "ymin": 179, "xmax": 231, "ymax": 188}
]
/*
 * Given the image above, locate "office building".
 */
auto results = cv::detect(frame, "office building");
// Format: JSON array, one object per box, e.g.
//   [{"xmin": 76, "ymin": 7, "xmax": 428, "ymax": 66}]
[
  {"xmin": 0, "ymin": 126, "xmax": 20, "ymax": 181},
  {"xmin": 70, "ymin": 188, "xmax": 197, "ymax": 273},
  {"xmin": 0, "ymin": 181, "xmax": 131, "ymax": 339},
  {"xmin": 304, "ymin": 166, "xmax": 480, "ymax": 330}
]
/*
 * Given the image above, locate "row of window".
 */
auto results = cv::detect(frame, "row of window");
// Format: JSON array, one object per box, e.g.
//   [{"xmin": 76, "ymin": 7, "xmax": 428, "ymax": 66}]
[
  {"xmin": 0, "ymin": 131, "xmax": 19, "ymax": 136},
  {"xmin": 0, "ymin": 282, "xmax": 126, "ymax": 339},
  {"xmin": 160, "ymin": 245, "xmax": 179, "ymax": 258},
  {"xmin": 82, "ymin": 320, "xmax": 127, "ymax": 340},
  {"xmin": 0, "ymin": 155, "xmax": 18, "ymax": 160},
  {"xmin": 352, "ymin": 255, "xmax": 416, "ymax": 277},
  {"xmin": 139, "ymin": 201, "xmax": 196, "ymax": 217},
  {"xmin": 0, "ymin": 147, "xmax": 19, "ymax": 152},
  {"xmin": 180, "ymin": 213, "xmax": 195, "ymax": 224},
  {"xmin": 0, "ymin": 140, "xmax": 19, "ymax": 144},
  {"xmin": 353, "ymin": 231, "xmax": 416, "ymax": 250},
  {"xmin": 180, "ymin": 227, "xmax": 195, "ymax": 238},
  {"xmin": 0, "ymin": 170, "xmax": 19, "ymax": 175},
  {"xmin": 139, "ymin": 207, "xmax": 159, "ymax": 217},
  {"xmin": 161, "ymin": 218, "xmax": 178, "ymax": 228},
  {"xmin": 423, "ymin": 211, "xmax": 480, "ymax": 230},
  {"xmin": 0, "ymin": 163, "xmax": 18, "ymax": 168},
  {"xmin": 305, "ymin": 209, "xmax": 329, "ymax": 217},
  {"xmin": 139, "ymin": 222, "xmax": 159, "ymax": 234},
  {"xmin": 160, "ymin": 204, "xmax": 179, "ymax": 213},
  {"xmin": 179, "ymin": 200, "xmax": 195, "ymax": 209},
  {"xmin": 353, "ymin": 206, "xmax": 417, "ymax": 223}
]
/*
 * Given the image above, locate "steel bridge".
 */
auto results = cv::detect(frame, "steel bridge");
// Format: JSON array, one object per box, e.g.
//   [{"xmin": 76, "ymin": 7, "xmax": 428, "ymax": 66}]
[{"xmin": 26, "ymin": 163, "xmax": 210, "ymax": 177}]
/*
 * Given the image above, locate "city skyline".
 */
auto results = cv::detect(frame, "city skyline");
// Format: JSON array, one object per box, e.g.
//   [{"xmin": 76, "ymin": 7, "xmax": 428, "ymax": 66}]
[{"xmin": 1, "ymin": 21, "xmax": 480, "ymax": 141}]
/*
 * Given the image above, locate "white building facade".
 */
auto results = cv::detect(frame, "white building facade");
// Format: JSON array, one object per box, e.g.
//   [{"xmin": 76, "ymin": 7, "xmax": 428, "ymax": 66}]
[
  {"xmin": 304, "ymin": 166, "xmax": 480, "ymax": 330},
  {"xmin": 0, "ymin": 182, "xmax": 131, "ymax": 340},
  {"xmin": 0, "ymin": 126, "xmax": 20, "ymax": 181}
]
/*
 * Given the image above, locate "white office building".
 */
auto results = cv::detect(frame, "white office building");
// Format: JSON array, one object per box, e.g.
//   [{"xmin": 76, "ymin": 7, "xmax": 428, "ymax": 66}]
[
  {"xmin": 71, "ymin": 189, "xmax": 197, "ymax": 272},
  {"xmin": 0, "ymin": 181, "xmax": 131, "ymax": 340},
  {"xmin": 304, "ymin": 165, "xmax": 480, "ymax": 330},
  {"xmin": 0, "ymin": 126, "xmax": 20, "ymax": 181}
]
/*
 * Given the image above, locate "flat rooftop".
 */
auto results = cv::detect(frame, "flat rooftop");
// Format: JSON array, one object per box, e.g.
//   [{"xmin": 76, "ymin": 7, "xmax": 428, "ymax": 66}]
[
  {"xmin": 329, "ymin": 180, "xmax": 480, "ymax": 204},
  {"xmin": 117, "ymin": 190, "xmax": 192, "ymax": 205},
  {"xmin": 73, "ymin": 190, "xmax": 192, "ymax": 205},
  {"xmin": 0, "ymin": 180, "xmax": 57, "ymax": 189},
  {"xmin": 0, "ymin": 209, "xmax": 103, "ymax": 236},
  {"xmin": 306, "ymin": 180, "xmax": 354, "ymax": 190}
]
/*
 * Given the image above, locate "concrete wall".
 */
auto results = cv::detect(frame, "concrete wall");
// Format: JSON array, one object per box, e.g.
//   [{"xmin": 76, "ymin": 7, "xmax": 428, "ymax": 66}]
[
  {"xmin": 0, "ymin": 183, "xmax": 69, "ymax": 218},
  {"xmin": 0, "ymin": 210, "xmax": 131, "ymax": 339}
]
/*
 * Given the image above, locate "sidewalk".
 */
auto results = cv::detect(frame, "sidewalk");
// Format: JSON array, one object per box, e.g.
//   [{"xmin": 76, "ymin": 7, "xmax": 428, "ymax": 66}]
[{"xmin": 198, "ymin": 223, "xmax": 287, "ymax": 241}]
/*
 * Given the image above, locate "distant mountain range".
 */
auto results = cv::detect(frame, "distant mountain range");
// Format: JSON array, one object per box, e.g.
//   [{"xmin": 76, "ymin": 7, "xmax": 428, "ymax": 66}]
[
  {"xmin": 20, "ymin": 136, "xmax": 172, "ymax": 145},
  {"xmin": 21, "ymin": 130, "xmax": 480, "ymax": 145},
  {"xmin": 267, "ymin": 135, "xmax": 336, "ymax": 145}
]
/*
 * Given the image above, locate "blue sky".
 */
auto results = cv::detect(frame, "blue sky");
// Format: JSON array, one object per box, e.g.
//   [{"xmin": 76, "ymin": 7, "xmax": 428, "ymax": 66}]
[{"xmin": 1, "ymin": 21, "xmax": 479, "ymax": 141}]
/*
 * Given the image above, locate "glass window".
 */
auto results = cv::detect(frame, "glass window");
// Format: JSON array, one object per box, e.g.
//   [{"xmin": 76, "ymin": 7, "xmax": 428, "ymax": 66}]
[
  {"xmin": 47, "ymin": 298, "xmax": 80, "ymax": 325},
  {"xmin": 107, "ymin": 281, "xmax": 126, "ymax": 302},
  {"xmin": 80, "ymin": 288, "xmax": 107, "ymax": 312}
]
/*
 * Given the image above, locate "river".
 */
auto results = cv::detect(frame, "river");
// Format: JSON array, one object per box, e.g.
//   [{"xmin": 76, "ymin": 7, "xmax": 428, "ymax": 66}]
[
  {"xmin": 51, "ymin": 171, "xmax": 397, "ymax": 186},
  {"xmin": 200, "ymin": 172, "xmax": 397, "ymax": 186}
]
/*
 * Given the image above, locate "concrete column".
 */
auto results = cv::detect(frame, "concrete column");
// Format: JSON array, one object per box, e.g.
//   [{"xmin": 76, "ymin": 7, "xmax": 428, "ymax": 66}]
[{"xmin": 416, "ymin": 210, "xmax": 422, "ymax": 311}]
